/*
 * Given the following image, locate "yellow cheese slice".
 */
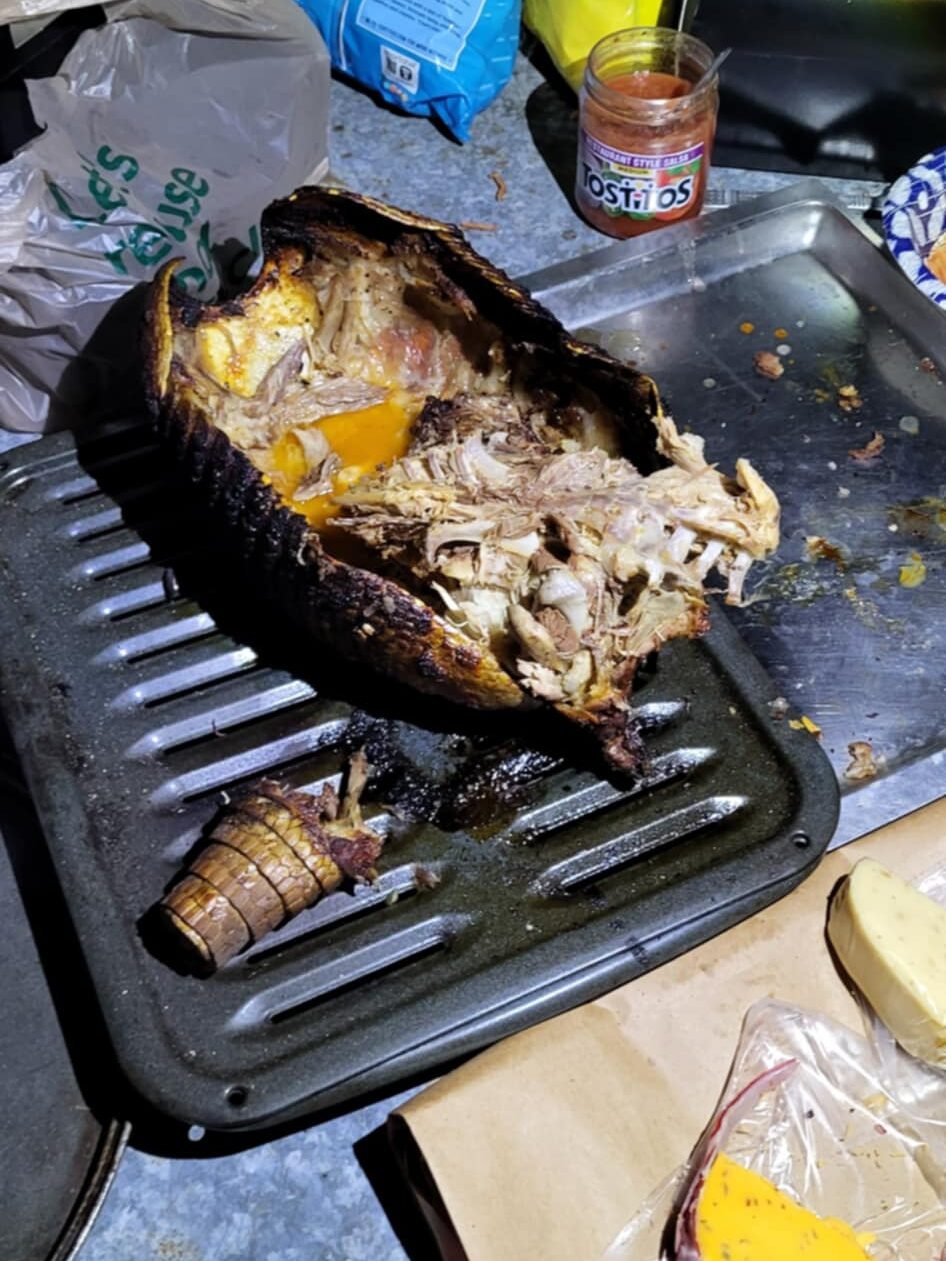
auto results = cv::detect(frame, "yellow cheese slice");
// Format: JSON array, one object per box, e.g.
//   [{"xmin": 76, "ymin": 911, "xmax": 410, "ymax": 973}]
[
  {"xmin": 828, "ymin": 857, "xmax": 946, "ymax": 1065},
  {"xmin": 695, "ymin": 1153, "xmax": 873, "ymax": 1260}
]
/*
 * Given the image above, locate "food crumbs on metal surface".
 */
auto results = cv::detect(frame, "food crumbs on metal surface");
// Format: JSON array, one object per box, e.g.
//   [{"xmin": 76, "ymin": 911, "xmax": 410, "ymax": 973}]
[
  {"xmin": 837, "ymin": 384, "xmax": 863, "ymax": 411},
  {"xmin": 702, "ymin": 377, "xmax": 717, "ymax": 389},
  {"xmin": 919, "ymin": 356, "xmax": 937, "ymax": 373},
  {"xmin": 888, "ymin": 496, "xmax": 946, "ymax": 537},
  {"xmin": 774, "ymin": 327, "xmax": 788, "ymax": 339},
  {"xmin": 827, "ymin": 460, "xmax": 837, "ymax": 470},
  {"xmin": 838, "ymin": 486, "xmax": 851, "ymax": 498},
  {"xmin": 459, "ymin": 220, "xmax": 498, "ymax": 232},
  {"xmin": 413, "ymin": 865, "xmax": 442, "ymax": 891},
  {"xmin": 754, "ymin": 350, "xmax": 784, "ymax": 379},
  {"xmin": 796, "ymin": 319, "xmax": 806, "ymax": 328},
  {"xmin": 844, "ymin": 740, "xmax": 880, "ymax": 781},
  {"xmin": 776, "ymin": 344, "xmax": 791, "ymax": 356},
  {"xmin": 789, "ymin": 715, "xmax": 822, "ymax": 736},
  {"xmin": 488, "ymin": 170, "xmax": 508, "ymax": 201},
  {"xmin": 768, "ymin": 696, "xmax": 790, "ymax": 719},
  {"xmin": 739, "ymin": 321, "xmax": 755, "ymax": 334},
  {"xmin": 899, "ymin": 552, "xmax": 927, "ymax": 588},
  {"xmin": 899, "ymin": 415, "xmax": 920, "ymax": 435},
  {"xmin": 849, "ymin": 431, "xmax": 885, "ymax": 462},
  {"xmin": 805, "ymin": 536, "xmax": 845, "ymax": 568}
]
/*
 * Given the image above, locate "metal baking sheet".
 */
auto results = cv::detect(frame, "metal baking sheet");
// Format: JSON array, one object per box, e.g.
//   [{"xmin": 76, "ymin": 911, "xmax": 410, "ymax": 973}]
[
  {"xmin": 525, "ymin": 179, "xmax": 946, "ymax": 849},
  {"xmin": 0, "ymin": 737, "xmax": 127, "ymax": 1261},
  {"xmin": 0, "ymin": 401, "xmax": 836, "ymax": 1131}
]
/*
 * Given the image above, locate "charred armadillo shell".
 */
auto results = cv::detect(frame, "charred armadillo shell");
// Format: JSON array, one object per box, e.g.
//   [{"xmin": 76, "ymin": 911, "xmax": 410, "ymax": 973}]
[{"xmin": 142, "ymin": 186, "xmax": 662, "ymax": 723}]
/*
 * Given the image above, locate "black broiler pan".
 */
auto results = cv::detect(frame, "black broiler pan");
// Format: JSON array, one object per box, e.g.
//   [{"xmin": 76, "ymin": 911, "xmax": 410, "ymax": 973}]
[{"xmin": 0, "ymin": 411, "xmax": 838, "ymax": 1132}]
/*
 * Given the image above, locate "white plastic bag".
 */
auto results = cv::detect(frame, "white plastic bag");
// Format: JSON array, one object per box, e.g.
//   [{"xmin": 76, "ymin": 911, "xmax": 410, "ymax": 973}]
[
  {"xmin": 1, "ymin": 0, "xmax": 90, "ymax": 19},
  {"xmin": 0, "ymin": 0, "xmax": 330, "ymax": 432},
  {"xmin": 601, "ymin": 1000, "xmax": 946, "ymax": 1261}
]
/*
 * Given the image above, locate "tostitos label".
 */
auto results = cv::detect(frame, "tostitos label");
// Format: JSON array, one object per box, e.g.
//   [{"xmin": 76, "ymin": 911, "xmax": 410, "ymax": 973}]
[{"xmin": 578, "ymin": 131, "xmax": 704, "ymax": 221}]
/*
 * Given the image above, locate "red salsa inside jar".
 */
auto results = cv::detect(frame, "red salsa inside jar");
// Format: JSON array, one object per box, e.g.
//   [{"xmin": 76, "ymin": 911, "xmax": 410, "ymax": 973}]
[{"xmin": 576, "ymin": 30, "xmax": 719, "ymax": 239}]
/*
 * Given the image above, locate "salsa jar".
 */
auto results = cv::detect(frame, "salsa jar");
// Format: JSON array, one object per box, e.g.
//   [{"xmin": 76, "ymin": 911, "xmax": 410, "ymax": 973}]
[{"xmin": 576, "ymin": 27, "xmax": 719, "ymax": 238}]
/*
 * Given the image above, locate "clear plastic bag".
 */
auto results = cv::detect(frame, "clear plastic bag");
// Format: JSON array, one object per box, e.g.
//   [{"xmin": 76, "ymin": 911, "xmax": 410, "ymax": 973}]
[
  {"xmin": 601, "ymin": 1000, "xmax": 946, "ymax": 1261},
  {"xmin": 0, "ymin": 0, "xmax": 330, "ymax": 432}
]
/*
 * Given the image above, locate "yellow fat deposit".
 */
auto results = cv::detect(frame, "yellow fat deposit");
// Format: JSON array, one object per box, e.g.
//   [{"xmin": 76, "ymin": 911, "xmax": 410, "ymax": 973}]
[
  {"xmin": 267, "ymin": 396, "xmax": 413, "ymax": 527},
  {"xmin": 828, "ymin": 857, "xmax": 946, "ymax": 1067},
  {"xmin": 695, "ymin": 1153, "xmax": 874, "ymax": 1260}
]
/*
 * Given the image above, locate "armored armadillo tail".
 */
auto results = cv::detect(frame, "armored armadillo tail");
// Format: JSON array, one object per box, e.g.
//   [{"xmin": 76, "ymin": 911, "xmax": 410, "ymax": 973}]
[{"xmin": 156, "ymin": 775, "xmax": 382, "ymax": 973}]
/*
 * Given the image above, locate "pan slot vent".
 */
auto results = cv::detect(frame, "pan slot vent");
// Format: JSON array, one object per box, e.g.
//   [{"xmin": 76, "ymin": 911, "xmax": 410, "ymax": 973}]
[
  {"xmin": 43, "ymin": 443, "xmax": 159, "ymax": 505},
  {"xmin": 241, "ymin": 862, "xmax": 427, "ymax": 966},
  {"xmin": 80, "ymin": 580, "xmax": 173, "ymax": 625},
  {"xmin": 148, "ymin": 718, "xmax": 349, "ymax": 811},
  {"xmin": 74, "ymin": 432, "xmax": 160, "ymax": 464},
  {"xmin": 71, "ymin": 540, "xmax": 151, "ymax": 581},
  {"xmin": 93, "ymin": 613, "xmax": 218, "ymax": 665},
  {"xmin": 61, "ymin": 443, "xmax": 162, "ymax": 490},
  {"xmin": 124, "ymin": 680, "xmax": 319, "ymax": 761},
  {"xmin": 511, "ymin": 746, "xmax": 715, "ymax": 843},
  {"xmin": 66, "ymin": 505, "xmax": 208, "ymax": 550},
  {"xmin": 111, "ymin": 588, "xmax": 181, "ymax": 624},
  {"xmin": 110, "ymin": 647, "xmax": 260, "ymax": 711},
  {"xmin": 231, "ymin": 917, "xmax": 463, "ymax": 1029},
  {"xmin": 63, "ymin": 506, "xmax": 125, "ymax": 542},
  {"xmin": 635, "ymin": 699, "xmax": 688, "ymax": 731},
  {"xmin": 46, "ymin": 474, "xmax": 104, "ymax": 505},
  {"xmin": 70, "ymin": 534, "xmax": 215, "ymax": 584},
  {"xmin": 531, "ymin": 794, "xmax": 749, "ymax": 896}
]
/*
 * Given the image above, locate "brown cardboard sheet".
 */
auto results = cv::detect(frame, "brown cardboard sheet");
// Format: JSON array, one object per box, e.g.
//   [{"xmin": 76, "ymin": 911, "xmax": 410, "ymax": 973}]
[{"xmin": 392, "ymin": 797, "xmax": 946, "ymax": 1261}]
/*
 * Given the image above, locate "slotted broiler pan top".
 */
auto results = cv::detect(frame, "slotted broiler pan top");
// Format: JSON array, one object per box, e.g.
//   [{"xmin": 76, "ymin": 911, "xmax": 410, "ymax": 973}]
[{"xmin": 0, "ymin": 419, "xmax": 837, "ymax": 1132}]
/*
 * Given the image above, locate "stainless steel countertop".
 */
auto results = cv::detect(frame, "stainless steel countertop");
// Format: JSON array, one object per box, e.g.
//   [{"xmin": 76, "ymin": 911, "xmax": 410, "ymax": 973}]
[{"xmin": 0, "ymin": 50, "xmax": 894, "ymax": 1261}]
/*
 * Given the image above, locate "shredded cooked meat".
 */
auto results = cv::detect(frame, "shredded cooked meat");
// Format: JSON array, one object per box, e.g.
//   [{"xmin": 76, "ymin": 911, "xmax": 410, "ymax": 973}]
[
  {"xmin": 289, "ymin": 426, "xmax": 342, "ymax": 500},
  {"xmin": 335, "ymin": 394, "xmax": 778, "ymax": 711},
  {"xmin": 166, "ymin": 212, "xmax": 780, "ymax": 767}
]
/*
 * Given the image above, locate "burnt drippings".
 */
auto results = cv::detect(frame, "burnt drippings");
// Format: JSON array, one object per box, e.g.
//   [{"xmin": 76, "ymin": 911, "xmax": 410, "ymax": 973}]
[{"xmin": 343, "ymin": 711, "xmax": 561, "ymax": 833}]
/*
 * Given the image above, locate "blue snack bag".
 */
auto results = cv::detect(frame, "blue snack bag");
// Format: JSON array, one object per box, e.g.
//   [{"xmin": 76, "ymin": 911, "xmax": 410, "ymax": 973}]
[{"xmin": 296, "ymin": 0, "xmax": 521, "ymax": 142}]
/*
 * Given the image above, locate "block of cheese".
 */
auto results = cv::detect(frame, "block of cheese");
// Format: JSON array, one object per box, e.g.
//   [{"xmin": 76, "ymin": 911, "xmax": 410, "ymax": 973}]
[
  {"xmin": 827, "ymin": 856, "xmax": 946, "ymax": 1066},
  {"xmin": 695, "ymin": 1153, "xmax": 873, "ymax": 1260}
]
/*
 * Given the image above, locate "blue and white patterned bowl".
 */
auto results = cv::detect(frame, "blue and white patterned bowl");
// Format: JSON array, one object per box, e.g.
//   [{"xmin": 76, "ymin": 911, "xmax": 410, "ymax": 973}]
[{"xmin": 883, "ymin": 146, "xmax": 946, "ymax": 311}]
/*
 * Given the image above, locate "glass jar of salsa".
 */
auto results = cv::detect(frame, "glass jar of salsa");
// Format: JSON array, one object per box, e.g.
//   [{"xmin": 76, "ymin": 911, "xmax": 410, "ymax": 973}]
[{"xmin": 576, "ymin": 27, "xmax": 719, "ymax": 239}]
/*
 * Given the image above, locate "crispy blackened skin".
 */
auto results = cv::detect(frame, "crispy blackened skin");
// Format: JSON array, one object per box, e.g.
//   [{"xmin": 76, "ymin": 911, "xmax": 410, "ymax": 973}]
[{"xmin": 143, "ymin": 187, "xmax": 663, "ymax": 740}]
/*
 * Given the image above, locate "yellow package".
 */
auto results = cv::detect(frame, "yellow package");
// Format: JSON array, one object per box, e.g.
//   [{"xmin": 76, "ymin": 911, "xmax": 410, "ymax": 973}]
[{"xmin": 524, "ymin": 0, "xmax": 670, "ymax": 90}]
